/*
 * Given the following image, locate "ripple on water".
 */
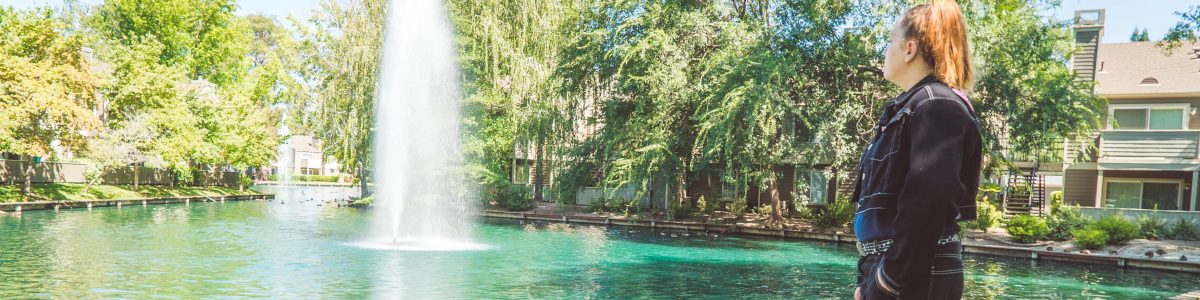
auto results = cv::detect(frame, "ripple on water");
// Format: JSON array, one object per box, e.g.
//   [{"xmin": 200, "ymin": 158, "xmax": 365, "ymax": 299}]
[{"xmin": 349, "ymin": 237, "xmax": 490, "ymax": 252}]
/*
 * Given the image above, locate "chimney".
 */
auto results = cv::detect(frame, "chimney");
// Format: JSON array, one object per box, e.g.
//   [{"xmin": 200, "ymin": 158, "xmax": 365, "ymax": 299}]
[{"xmin": 1072, "ymin": 9, "xmax": 1105, "ymax": 84}]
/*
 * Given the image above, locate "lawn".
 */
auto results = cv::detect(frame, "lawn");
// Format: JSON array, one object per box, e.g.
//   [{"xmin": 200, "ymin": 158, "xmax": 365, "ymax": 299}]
[{"xmin": 0, "ymin": 183, "xmax": 255, "ymax": 203}]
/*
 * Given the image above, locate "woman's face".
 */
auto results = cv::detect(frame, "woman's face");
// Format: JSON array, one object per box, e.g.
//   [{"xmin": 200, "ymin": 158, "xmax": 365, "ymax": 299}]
[{"xmin": 882, "ymin": 21, "xmax": 910, "ymax": 84}]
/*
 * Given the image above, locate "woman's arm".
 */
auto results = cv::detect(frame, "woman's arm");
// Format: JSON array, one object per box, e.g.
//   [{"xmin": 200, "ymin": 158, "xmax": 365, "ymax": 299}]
[{"xmin": 869, "ymin": 97, "xmax": 972, "ymax": 298}]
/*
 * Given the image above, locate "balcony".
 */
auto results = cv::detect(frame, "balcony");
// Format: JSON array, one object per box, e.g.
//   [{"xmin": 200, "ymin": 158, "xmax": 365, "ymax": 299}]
[{"xmin": 1099, "ymin": 130, "xmax": 1200, "ymax": 161}]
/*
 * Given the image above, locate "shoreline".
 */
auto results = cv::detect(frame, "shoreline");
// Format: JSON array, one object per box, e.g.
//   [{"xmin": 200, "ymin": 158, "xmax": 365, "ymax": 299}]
[
  {"xmin": 0, "ymin": 194, "xmax": 273, "ymax": 213},
  {"xmin": 480, "ymin": 210, "xmax": 1200, "ymax": 274}
]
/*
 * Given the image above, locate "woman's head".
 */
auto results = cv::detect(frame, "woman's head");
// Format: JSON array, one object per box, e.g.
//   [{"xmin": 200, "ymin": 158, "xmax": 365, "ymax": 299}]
[{"xmin": 883, "ymin": 0, "xmax": 973, "ymax": 91}]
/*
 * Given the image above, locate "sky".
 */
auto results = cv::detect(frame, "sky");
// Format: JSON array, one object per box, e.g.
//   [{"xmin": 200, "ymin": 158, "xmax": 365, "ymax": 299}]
[{"xmin": 0, "ymin": 0, "xmax": 1195, "ymax": 44}]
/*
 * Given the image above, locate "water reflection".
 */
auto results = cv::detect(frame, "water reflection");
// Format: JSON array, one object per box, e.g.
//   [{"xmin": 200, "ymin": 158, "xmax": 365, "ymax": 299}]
[{"xmin": 0, "ymin": 186, "xmax": 1197, "ymax": 299}]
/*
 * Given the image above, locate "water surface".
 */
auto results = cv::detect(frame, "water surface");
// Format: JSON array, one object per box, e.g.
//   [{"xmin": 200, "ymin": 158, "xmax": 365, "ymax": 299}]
[{"xmin": 0, "ymin": 187, "xmax": 1195, "ymax": 299}]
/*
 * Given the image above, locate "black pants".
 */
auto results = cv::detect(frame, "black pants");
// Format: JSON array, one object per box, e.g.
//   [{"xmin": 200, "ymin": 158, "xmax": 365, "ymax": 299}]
[{"xmin": 856, "ymin": 242, "xmax": 964, "ymax": 300}]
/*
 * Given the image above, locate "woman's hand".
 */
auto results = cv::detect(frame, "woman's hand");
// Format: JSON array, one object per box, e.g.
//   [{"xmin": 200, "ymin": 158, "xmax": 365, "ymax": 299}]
[{"xmin": 855, "ymin": 286, "xmax": 863, "ymax": 300}]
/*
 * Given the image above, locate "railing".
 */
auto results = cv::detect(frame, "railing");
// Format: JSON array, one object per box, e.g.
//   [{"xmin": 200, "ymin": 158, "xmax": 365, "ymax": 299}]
[{"xmin": 1099, "ymin": 130, "xmax": 1200, "ymax": 160}]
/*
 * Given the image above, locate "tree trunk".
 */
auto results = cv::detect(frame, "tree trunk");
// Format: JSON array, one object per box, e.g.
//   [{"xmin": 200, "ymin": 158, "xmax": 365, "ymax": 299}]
[
  {"xmin": 132, "ymin": 165, "xmax": 140, "ymax": 191},
  {"xmin": 358, "ymin": 165, "xmax": 370, "ymax": 197},
  {"xmin": 533, "ymin": 137, "xmax": 544, "ymax": 203},
  {"xmin": 769, "ymin": 170, "xmax": 783, "ymax": 223}
]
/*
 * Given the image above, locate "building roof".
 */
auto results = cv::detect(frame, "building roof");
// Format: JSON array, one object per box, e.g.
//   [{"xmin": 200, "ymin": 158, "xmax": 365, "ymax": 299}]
[
  {"xmin": 288, "ymin": 135, "xmax": 322, "ymax": 153},
  {"xmin": 1094, "ymin": 42, "xmax": 1200, "ymax": 98}
]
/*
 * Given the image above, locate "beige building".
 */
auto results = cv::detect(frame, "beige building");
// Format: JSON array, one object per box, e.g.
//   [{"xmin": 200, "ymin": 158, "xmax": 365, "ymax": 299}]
[
  {"xmin": 1062, "ymin": 9, "xmax": 1200, "ymax": 217},
  {"xmin": 274, "ymin": 135, "xmax": 343, "ymax": 177}
]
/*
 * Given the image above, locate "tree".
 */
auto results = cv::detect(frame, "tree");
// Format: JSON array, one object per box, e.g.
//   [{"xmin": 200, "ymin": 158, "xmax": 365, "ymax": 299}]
[
  {"xmin": 89, "ymin": 0, "xmax": 278, "ymax": 185},
  {"xmin": 1130, "ymin": 27, "xmax": 1149, "ymax": 42},
  {"xmin": 82, "ymin": 113, "xmax": 163, "ymax": 193},
  {"xmin": 297, "ymin": 0, "xmax": 387, "ymax": 197},
  {"xmin": 0, "ymin": 7, "xmax": 103, "ymax": 197},
  {"xmin": 1161, "ymin": 5, "xmax": 1199, "ymax": 50},
  {"xmin": 90, "ymin": 0, "xmax": 250, "ymax": 86}
]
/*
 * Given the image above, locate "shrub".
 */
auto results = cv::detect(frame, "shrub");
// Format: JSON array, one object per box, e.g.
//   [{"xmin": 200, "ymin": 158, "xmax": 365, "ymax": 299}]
[
  {"xmin": 1072, "ymin": 228, "xmax": 1109, "ymax": 250},
  {"xmin": 271, "ymin": 174, "xmax": 340, "ymax": 182},
  {"xmin": 1005, "ymin": 215, "xmax": 1050, "ymax": 243},
  {"xmin": 801, "ymin": 196, "xmax": 855, "ymax": 229},
  {"xmin": 1137, "ymin": 215, "xmax": 1169, "ymax": 240},
  {"xmin": 1168, "ymin": 218, "xmax": 1199, "ymax": 241},
  {"xmin": 498, "ymin": 184, "xmax": 534, "ymax": 211},
  {"xmin": 591, "ymin": 196, "xmax": 640, "ymax": 215},
  {"xmin": 754, "ymin": 204, "xmax": 774, "ymax": 215},
  {"xmin": 729, "ymin": 198, "xmax": 748, "ymax": 215},
  {"xmin": 1090, "ymin": 214, "xmax": 1140, "ymax": 244},
  {"xmin": 966, "ymin": 199, "xmax": 1002, "ymax": 230},
  {"xmin": 1047, "ymin": 205, "xmax": 1089, "ymax": 241},
  {"xmin": 669, "ymin": 200, "xmax": 697, "ymax": 220},
  {"xmin": 348, "ymin": 195, "xmax": 374, "ymax": 207},
  {"xmin": 1049, "ymin": 191, "xmax": 1064, "ymax": 213},
  {"xmin": 696, "ymin": 195, "xmax": 716, "ymax": 215}
]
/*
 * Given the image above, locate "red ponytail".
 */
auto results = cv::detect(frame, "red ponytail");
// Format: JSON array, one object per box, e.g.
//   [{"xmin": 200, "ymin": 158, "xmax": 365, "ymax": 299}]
[{"xmin": 901, "ymin": 0, "xmax": 974, "ymax": 90}]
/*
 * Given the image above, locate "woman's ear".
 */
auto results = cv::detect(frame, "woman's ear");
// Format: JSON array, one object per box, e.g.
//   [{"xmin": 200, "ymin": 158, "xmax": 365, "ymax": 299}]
[{"xmin": 903, "ymin": 40, "xmax": 919, "ymax": 63}]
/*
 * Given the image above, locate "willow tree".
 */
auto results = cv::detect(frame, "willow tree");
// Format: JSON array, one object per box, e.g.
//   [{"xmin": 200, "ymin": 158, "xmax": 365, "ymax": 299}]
[
  {"xmin": 298, "ymin": 0, "xmax": 387, "ymax": 196},
  {"xmin": 451, "ymin": 0, "xmax": 584, "ymax": 203}
]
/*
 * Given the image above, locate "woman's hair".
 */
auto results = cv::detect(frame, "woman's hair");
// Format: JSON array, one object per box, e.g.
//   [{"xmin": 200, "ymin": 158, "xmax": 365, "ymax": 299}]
[{"xmin": 900, "ymin": 0, "xmax": 973, "ymax": 90}]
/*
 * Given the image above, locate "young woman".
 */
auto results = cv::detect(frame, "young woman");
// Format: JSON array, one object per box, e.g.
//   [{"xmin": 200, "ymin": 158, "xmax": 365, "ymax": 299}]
[{"xmin": 851, "ymin": 1, "xmax": 982, "ymax": 299}]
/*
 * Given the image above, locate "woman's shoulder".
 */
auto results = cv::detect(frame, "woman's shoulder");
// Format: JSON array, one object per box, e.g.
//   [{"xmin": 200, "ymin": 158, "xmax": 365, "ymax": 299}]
[{"xmin": 908, "ymin": 81, "xmax": 973, "ymax": 117}]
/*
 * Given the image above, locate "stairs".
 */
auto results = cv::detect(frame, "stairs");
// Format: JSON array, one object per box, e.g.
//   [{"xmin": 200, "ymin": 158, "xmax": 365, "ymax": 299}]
[{"xmin": 1003, "ymin": 166, "xmax": 1047, "ymax": 218}]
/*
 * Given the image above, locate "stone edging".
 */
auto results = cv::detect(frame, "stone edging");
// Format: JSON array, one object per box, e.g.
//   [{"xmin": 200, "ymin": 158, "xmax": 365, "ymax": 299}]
[
  {"xmin": 0, "ymin": 194, "xmax": 273, "ymax": 212},
  {"xmin": 480, "ymin": 210, "xmax": 1200, "ymax": 274}
]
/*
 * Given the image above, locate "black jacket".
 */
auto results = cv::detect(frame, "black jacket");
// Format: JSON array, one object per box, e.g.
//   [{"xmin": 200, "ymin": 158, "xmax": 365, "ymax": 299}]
[{"xmin": 851, "ymin": 75, "xmax": 983, "ymax": 298}]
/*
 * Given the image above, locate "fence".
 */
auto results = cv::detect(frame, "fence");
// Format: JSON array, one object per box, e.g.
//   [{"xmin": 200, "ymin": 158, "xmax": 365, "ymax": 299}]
[{"xmin": 0, "ymin": 160, "xmax": 241, "ymax": 187}]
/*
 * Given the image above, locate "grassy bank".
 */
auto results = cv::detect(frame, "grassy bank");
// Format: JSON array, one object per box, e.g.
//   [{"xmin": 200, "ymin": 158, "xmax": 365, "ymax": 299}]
[{"xmin": 0, "ymin": 183, "xmax": 253, "ymax": 203}]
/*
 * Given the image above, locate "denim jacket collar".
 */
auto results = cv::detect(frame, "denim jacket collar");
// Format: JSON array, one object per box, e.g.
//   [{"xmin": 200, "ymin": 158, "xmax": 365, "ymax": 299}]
[{"xmin": 886, "ymin": 75, "xmax": 939, "ymax": 108}]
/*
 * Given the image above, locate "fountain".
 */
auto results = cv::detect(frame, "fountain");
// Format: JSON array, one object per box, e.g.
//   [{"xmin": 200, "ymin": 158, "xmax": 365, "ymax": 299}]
[
  {"xmin": 360, "ymin": 0, "xmax": 483, "ymax": 251},
  {"xmin": 275, "ymin": 111, "xmax": 294, "ymax": 203}
]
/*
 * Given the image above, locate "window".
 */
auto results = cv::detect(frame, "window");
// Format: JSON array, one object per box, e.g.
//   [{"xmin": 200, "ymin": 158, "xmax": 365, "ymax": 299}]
[
  {"xmin": 809, "ymin": 171, "xmax": 827, "ymax": 204},
  {"xmin": 1110, "ymin": 105, "xmax": 1187, "ymax": 130},
  {"xmin": 1104, "ymin": 179, "xmax": 1181, "ymax": 210}
]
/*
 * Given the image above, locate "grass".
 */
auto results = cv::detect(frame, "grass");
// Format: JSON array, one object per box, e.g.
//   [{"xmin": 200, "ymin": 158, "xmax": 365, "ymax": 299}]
[{"xmin": 0, "ymin": 183, "xmax": 255, "ymax": 203}]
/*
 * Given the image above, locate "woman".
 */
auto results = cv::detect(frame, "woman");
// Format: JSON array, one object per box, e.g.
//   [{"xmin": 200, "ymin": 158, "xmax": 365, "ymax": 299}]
[{"xmin": 851, "ymin": 1, "xmax": 982, "ymax": 299}]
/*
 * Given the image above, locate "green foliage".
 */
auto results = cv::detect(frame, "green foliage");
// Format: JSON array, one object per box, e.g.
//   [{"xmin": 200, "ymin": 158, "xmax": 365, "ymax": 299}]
[
  {"xmin": 966, "ymin": 199, "xmax": 1002, "ymax": 230},
  {"xmin": 239, "ymin": 174, "xmax": 254, "ymax": 188},
  {"xmin": 349, "ymin": 195, "xmax": 373, "ymax": 207},
  {"xmin": 696, "ymin": 195, "xmax": 716, "ymax": 215},
  {"xmin": 293, "ymin": 0, "xmax": 387, "ymax": 196},
  {"xmin": 1090, "ymin": 214, "xmax": 1141, "ymax": 244},
  {"xmin": 498, "ymin": 184, "xmax": 534, "ymax": 211},
  {"xmin": 1071, "ymin": 228, "xmax": 1109, "ymax": 250},
  {"xmin": 1137, "ymin": 215, "xmax": 1169, "ymax": 240},
  {"xmin": 91, "ymin": 0, "xmax": 250, "ymax": 86},
  {"xmin": 1129, "ymin": 27, "xmax": 1150, "ymax": 42},
  {"xmin": 1005, "ymin": 215, "xmax": 1050, "ymax": 244},
  {"xmin": 1049, "ymin": 191, "xmax": 1064, "ymax": 213},
  {"xmin": 669, "ymin": 201, "xmax": 697, "ymax": 220},
  {"xmin": 0, "ymin": 183, "xmax": 248, "ymax": 203},
  {"xmin": 729, "ymin": 197, "xmax": 748, "ymax": 215},
  {"xmin": 754, "ymin": 205, "xmax": 774, "ymax": 216},
  {"xmin": 0, "ymin": 7, "xmax": 103, "ymax": 194},
  {"xmin": 1047, "ymin": 205, "xmax": 1089, "ymax": 241},
  {"xmin": 1161, "ymin": 5, "xmax": 1199, "ymax": 50},
  {"xmin": 1167, "ymin": 218, "xmax": 1199, "ymax": 241},
  {"xmin": 801, "ymin": 196, "xmax": 855, "ymax": 229},
  {"xmin": 294, "ymin": 175, "xmax": 339, "ymax": 182},
  {"xmin": 590, "ymin": 197, "xmax": 640, "ymax": 216}
]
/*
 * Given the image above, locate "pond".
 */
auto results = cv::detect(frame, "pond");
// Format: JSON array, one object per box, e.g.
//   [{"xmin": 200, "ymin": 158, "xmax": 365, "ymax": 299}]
[{"xmin": 0, "ymin": 186, "xmax": 1196, "ymax": 299}]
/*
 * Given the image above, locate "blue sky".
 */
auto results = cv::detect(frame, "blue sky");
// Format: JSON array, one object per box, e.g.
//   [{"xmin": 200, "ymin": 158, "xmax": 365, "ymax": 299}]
[{"xmin": 0, "ymin": 0, "xmax": 1195, "ymax": 44}]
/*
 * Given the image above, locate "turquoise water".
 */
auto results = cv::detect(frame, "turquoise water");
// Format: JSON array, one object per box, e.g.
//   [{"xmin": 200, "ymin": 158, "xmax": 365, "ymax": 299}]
[{"xmin": 0, "ymin": 187, "xmax": 1196, "ymax": 299}]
